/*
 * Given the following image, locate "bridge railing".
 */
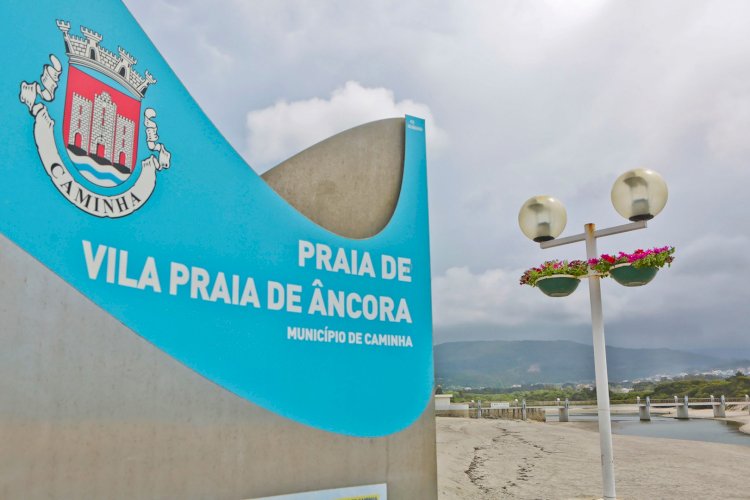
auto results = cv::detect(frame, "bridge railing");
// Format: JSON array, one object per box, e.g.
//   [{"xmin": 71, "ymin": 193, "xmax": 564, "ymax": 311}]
[
  {"xmin": 647, "ymin": 398, "xmax": 713, "ymax": 404},
  {"xmin": 463, "ymin": 396, "xmax": 750, "ymax": 408},
  {"xmin": 521, "ymin": 400, "xmax": 597, "ymax": 407},
  {"xmin": 725, "ymin": 397, "xmax": 750, "ymax": 403}
]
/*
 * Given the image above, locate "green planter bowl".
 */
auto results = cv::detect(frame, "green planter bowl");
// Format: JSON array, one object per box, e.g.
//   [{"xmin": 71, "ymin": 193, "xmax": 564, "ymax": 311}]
[
  {"xmin": 609, "ymin": 263, "xmax": 658, "ymax": 287},
  {"xmin": 535, "ymin": 275, "xmax": 581, "ymax": 297}
]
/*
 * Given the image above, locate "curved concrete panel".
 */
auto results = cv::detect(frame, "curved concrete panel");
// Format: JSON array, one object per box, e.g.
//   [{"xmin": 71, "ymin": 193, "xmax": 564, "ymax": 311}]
[
  {"xmin": 262, "ymin": 118, "xmax": 405, "ymax": 239},
  {"xmin": 0, "ymin": 234, "xmax": 437, "ymax": 499}
]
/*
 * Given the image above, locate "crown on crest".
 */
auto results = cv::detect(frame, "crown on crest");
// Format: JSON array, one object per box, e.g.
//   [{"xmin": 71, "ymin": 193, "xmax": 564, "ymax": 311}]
[{"xmin": 56, "ymin": 20, "xmax": 156, "ymax": 99}]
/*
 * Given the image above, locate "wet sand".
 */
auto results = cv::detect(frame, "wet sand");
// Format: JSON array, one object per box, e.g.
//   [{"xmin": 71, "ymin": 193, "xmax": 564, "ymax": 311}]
[{"xmin": 436, "ymin": 416, "xmax": 750, "ymax": 499}]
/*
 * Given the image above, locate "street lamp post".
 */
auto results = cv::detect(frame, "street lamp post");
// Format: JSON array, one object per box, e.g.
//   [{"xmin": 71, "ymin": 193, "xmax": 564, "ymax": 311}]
[{"xmin": 518, "ymin": 168, "xmax": 668, "ymax": 500}]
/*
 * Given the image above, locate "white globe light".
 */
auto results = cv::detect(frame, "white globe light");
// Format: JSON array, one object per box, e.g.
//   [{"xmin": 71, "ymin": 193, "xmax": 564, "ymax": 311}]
[
  {"xmin": 518, "ymin": 196, "xmax": 567, "ymax": 242},
  {"xmin": 611, "ymin": 168, "xmax": 668, "ymax": 221}
]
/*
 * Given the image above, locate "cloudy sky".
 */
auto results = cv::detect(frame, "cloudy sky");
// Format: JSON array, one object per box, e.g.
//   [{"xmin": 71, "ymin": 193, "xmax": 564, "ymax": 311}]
[{"xmin": 125, "ymin": 0, "xmax": 750, "ymax": 358}]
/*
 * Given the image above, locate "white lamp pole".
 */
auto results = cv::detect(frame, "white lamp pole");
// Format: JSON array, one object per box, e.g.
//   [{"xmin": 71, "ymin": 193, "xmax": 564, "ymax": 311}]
[{"xmin": 518, "ymin": 168, "xmax": 668, "ymax": 500}]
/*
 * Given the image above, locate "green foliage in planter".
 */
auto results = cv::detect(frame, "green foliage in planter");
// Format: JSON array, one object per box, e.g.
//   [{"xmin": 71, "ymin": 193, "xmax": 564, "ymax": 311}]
[
  {"xmin": 589, "ymin": 246, "xmax": 675, "ymax": 277},
  {"xmin": 519, "ymin": 260, "xmax": 588, "ymax": 287}
]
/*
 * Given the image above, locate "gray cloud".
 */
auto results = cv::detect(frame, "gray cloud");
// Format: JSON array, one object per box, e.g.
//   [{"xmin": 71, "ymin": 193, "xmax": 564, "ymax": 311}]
[
  {"xmin": 245, "ymin": 81, "xmax": 446, "ymax": 170},
  {"xmin": 125, "ymin": 0, "xmax": 750, "ymax": 355}
]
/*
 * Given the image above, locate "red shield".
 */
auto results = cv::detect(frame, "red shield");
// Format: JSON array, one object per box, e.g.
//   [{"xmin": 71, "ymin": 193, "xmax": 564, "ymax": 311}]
[{"xmin": 62, "ymin": 65, "xmax": 141, "ymax": 187}]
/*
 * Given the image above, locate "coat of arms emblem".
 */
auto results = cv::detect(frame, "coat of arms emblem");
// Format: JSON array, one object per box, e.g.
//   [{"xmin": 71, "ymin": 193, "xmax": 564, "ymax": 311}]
[{"xmin": 19, "ymin": 21, "xmax": 171, "ymax": 217}]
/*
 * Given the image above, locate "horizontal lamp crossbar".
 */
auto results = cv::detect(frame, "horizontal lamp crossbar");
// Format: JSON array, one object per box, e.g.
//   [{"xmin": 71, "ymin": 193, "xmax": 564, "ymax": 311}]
[{"xmin": 539, "ymin": 220, "xmax": 647, "ymax": 249}]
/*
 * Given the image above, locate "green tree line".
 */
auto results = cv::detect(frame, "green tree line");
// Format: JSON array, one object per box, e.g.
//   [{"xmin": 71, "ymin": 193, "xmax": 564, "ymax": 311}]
[{"xmin": 447, "ymin": 373, "xmax": 750, "ymax": 403}]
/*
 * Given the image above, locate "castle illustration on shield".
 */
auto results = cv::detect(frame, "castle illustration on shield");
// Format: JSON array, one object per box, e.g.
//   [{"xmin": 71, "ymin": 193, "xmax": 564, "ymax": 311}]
[
  {"xmin": 57, "ymin": 21, "xmax": 156, "ymax": 187},
  {"xmin": 67, "ymin": 90, "xmax": 135, "ymax": 178}
]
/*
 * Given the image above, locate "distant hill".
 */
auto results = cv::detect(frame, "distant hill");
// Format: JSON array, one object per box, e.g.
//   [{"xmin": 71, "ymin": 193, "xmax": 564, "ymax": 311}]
[{"xmin": 434, "ymin": 340, "xmax": 746, "ymax": 388}]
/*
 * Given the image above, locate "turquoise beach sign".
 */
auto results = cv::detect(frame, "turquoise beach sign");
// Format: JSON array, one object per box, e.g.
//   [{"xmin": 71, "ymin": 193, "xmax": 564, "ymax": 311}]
[{"xmin": 1, "ymin": 1, "xmax": 433, "ymax": 437}]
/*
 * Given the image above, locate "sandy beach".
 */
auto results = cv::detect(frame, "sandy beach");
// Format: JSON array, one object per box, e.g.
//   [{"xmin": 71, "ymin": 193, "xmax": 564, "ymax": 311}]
[{"xmin": 436, "ymin": 413, "xmax": 750, "ymax": 499}]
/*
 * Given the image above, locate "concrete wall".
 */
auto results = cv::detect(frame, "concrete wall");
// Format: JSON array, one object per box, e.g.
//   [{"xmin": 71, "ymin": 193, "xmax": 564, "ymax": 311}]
[
  {"xmin": 436, "ymin": 407, "xmax": 545, "ymax": 422},
  {"xmin": 262, "ymin": 118, "xmax": 404, "ymax": 239},
  {"xmin": 434, "ymin": 394, "xmax": 453, "ymax": 410},
  {"xmin": 435, "ymin": 409, "xmax": 471, "ymax": 418},
  {"xmin": 481, "ymin": 408, "xmax": 546, "ymax": 422},
  {"xmin": 0, "ymin": 118, "xmax": 437, "ymax": 499}
]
